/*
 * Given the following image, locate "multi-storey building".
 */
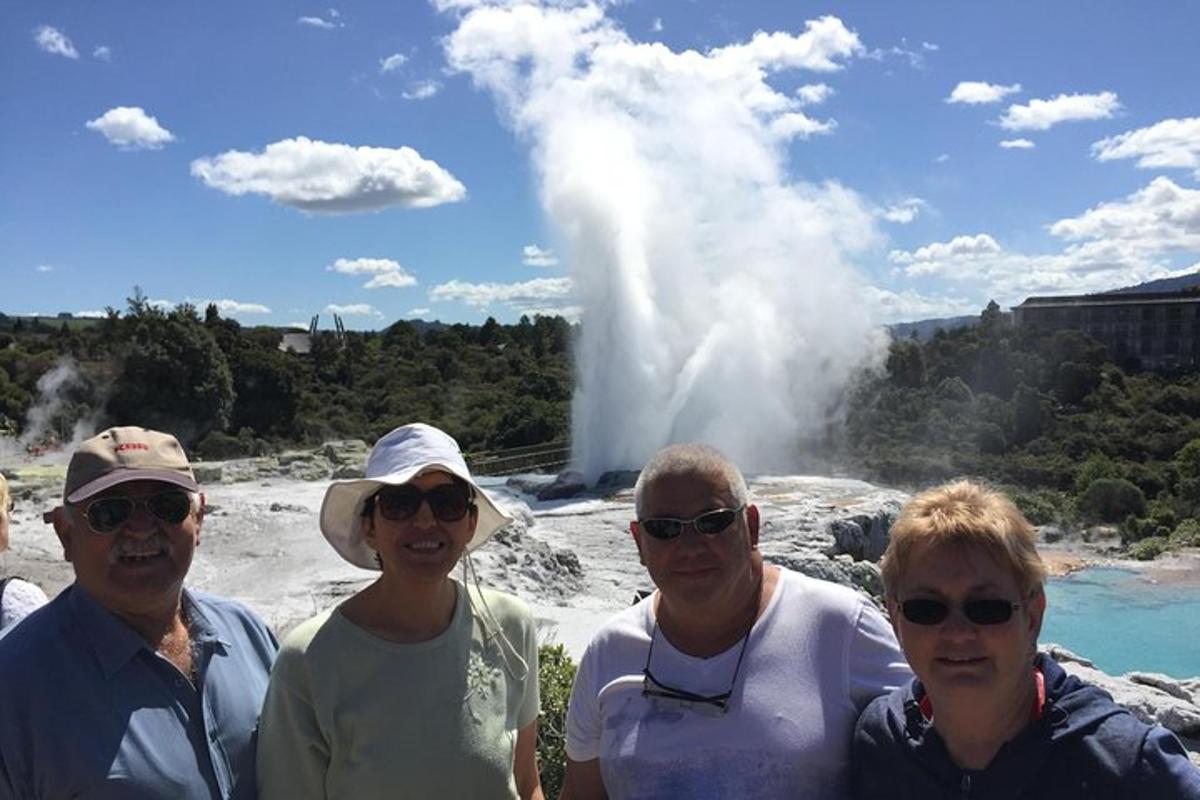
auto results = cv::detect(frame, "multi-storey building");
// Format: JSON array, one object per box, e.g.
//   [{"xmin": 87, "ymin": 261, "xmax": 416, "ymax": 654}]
[{"xmin": 1011, "ymin": 290, "xmax": 1200, "ymax": 370}]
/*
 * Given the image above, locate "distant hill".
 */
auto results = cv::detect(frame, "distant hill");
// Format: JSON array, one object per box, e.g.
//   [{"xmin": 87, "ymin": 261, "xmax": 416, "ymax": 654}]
[
  {"xmin": 1105, "ymin": 269, "xmax": 1200, "ymax": 295},
  {"xmin": 888, "ymin": 314, "xmax": 979, "ymax": 341}
]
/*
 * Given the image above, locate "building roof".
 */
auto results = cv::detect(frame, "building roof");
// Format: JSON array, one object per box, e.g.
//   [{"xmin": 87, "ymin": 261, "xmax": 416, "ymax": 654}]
[{"xmin": 1016, "ymin": 289, "xmax": 1200, "ymax": 309}]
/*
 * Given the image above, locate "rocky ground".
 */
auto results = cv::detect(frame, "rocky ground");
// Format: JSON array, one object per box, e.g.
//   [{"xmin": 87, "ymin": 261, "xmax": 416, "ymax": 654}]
[{"xmin": 2, "ymin": 443, "xmax": 1197, "ymax": 762}]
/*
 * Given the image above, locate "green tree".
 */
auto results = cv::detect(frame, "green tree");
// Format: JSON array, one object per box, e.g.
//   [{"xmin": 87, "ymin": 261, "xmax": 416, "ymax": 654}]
[{"xmin": 106, "ymin": 316, "xmax": 234, "ymax": 446}]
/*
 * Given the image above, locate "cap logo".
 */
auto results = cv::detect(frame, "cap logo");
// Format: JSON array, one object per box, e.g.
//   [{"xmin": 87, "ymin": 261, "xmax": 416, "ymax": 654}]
[{"xmin": 114, "ymin": 443, "xmax": 150, "ymax": 452}]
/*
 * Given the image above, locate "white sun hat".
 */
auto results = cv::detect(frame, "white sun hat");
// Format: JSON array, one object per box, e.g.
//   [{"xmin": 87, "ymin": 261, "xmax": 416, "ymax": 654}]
[{"xmin": 319, "ymin": 423, "xmax": 514, "ymax": 570}]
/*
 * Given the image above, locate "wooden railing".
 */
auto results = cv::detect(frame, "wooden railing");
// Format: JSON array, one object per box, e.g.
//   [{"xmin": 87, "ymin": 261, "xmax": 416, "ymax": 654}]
[{"xmin": 466, "ymin": 441, "xmax": 570, "ymax": 476}]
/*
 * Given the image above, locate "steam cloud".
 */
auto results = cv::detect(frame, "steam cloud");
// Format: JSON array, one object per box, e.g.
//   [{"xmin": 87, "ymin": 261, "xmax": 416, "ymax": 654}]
[
  {"xmin": 441, "ymin": 2, "xmax": 886, "ymax": 478},
  {"xmin": 0, "ymin": 359, "xmax": 97, "ymax": 465}
]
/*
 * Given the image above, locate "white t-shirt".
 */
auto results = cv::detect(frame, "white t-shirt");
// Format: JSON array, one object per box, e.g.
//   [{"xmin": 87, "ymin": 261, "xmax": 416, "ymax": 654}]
[{"xmin": 565, "ymin": 568, "xmax": 911, "ymax": 800}]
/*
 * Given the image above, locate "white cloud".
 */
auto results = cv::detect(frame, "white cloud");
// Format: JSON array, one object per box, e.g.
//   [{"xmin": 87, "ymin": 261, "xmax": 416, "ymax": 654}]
[
  {"xmin": 365, "ymin": 272, "xmax": 418, "ymax": 289},
  {"xmin": 871, "ymin": 40, "xmax": 933, "ymax": 70},
  {"xmin": 327, "ymin": 257, "xmax": 417, "ymax": 289},
  {"xmin": 945, "ymin": 81, "xmax": 1021, "ymax": 105},
  {"xmin": 1047, "ymin": 176, "xmax": 1200, "ymax": 247},
  {"xmin": 710, "ymin": 16, "xmax": 864, "ymax": 73},
  {"xmin": 74, "ymin": 310, "xmax": 106, "ymax": 319},
  {"xmin": 795, "ymin": 83, "xmax": 833, "ymax": 106},
  {"xmin": 890, "ymin": 234, "xmax": 1002, "ymax": 273},
  {"xmin": 998, "ymin": 91, "xmax": 1120, "ymax": 131},
  {"xmin": 35, "ymin": 265, "xmax": 54, "ymax": 273},
  {"xmin": 1000, "ymin": 138, "xmax": 1035, "ymax": 149},
  {"xmin": 864, "ymin": 287, "xmax": 978, "ymax": 324},
  {"xmin": 650, "ymin": 18, "xmax": 663, "ymax": 33},
  {"xmin": 880, "ymin": 197, "xmax": 927, "ymax": 224},
  {"xmin": 408, "ymin": 307, "xmax": 432, "ymax": 317},
  {"xmin": 34, "ymin": 25, "xmax": 78, "ymax": 59},
  {"xmin": 402, "ymin": 80, "xmax": 442, "ymax": 100},
  {"xmin": 85, "ymin": 106, "xmax": 175, "ymax": 150},
  {"xmin": 888, "ymin": 177, "xmax": 1200, "ymax": 301},
  {"xmin": 934, "ymin": 153, "xmax": 950, "ymax": 163},
  {"xmin": 93, "ymin": 45, "xmax": 112, "ymax": 61},
  {"xmin": 205, "ymin": 299, "xmax": 272, "ymax": 315},
  {"xmin": 297, "ymin": 13, "xmax": 342, "ymax": 29},
  {"xmin": 325, "ymin": 303, "xmax": 383, "ymax": 318},
  {"xmin": 191, "ymin": 136, "xmax": 466, "ymax": 213},
  {"xmin": 1092, "ymin": 117, "xmax": 1200, "ymax": 179},
  {"xmin": 430, "ymin": 276, "xmax": 574, "ymax": 312},
  {"xmin": 327, "ymin": 257, "xmax": 401, "ymax": 275},
  {"xmin": 379, "ymin": 53, "xmax": 408, "ymax": 73},
  {"xmin": 522, "ymin": 244, "xmax": 559, "ymax": 267}
]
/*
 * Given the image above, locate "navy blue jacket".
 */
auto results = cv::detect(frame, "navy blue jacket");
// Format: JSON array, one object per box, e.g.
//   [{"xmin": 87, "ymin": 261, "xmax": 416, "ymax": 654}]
[{"xmin": 851, "ymin": 653, "xmax": 1200, "ymax": 799}]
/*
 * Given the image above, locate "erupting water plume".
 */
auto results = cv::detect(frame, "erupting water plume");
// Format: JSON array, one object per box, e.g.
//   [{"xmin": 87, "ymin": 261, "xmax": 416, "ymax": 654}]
[{"xmin": 442, "ymin": 1, "xmax": 886, "ymax": 479}]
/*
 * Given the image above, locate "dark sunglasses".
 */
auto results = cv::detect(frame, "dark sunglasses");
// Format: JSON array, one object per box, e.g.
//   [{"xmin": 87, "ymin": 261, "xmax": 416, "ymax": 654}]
[
  {"xmin": 78, "ymin": 490, "xmax": 193, "ymax": 534},
  {"xmin": 642, "ymin": 623, "xmax": 751, "ymax": 717},
  {"xmin": 900, "ymin": 597, "xmax": 1021, "ymax": 626},
  {"xmin": 372, "ymin": 483, "xmax": 474, "ymax": 523},
  {"xmin": 638, "ymin": 506, "xmax": 745, "ymax": 541}
]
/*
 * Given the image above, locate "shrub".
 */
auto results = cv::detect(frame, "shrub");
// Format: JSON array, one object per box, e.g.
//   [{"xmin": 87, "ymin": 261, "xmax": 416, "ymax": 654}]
[
  {"xmin": 1077, "ymin": 478, "xmax": 1146, "ymax": 524},
  {"xmin": 1009, "ymin": 488, "xmax": 1068, "ymax": 526},
  {"xmin": 1169, "ymin": 519, "xmax": 1200, "ymax": 549},
  {"xmin": 1131, "ymin": 536, "xmax": 1168, "ymax": 561},
  {"xmin": 1073, "ymin": 452, "xmax": 1122, "ymax": 495},
  {"xmin": 537, "ymin": 643, "xmax": 577, "ymax": 798}
]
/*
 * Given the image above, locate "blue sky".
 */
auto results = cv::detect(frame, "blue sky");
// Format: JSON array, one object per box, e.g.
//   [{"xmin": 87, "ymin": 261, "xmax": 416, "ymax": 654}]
[{"xmin": 3, "ymin": 1, "xmax": 1198, "ymax": 330}]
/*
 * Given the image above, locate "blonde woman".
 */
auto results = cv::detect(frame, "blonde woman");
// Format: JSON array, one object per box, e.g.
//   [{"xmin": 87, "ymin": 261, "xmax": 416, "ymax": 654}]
[
  {"xmin": 0, "ymin": 472, "xmax": 48, "ymax": 638},
  {"xmin": 852, "ymin": 480, "xmax": 1200, "ymax": 798},
  {"xmin": 258, "ymin": 423, "xmax": 543, "ymax": 799}
]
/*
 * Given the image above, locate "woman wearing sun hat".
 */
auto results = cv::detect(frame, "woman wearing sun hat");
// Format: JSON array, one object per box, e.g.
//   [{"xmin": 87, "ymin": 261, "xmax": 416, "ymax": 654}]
[{"xmin": 257, "ymin": 423, "xmax": 544, "ymax": 799}]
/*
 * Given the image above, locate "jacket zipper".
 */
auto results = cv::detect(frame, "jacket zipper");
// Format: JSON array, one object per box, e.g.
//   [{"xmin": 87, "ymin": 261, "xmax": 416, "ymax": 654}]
[{"xmin": 960, "ymin": 773, "xmax": 972, "ymax": 799}]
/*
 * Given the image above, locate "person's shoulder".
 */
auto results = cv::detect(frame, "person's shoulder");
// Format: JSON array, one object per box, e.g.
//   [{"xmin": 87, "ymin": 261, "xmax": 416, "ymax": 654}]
[
  {"xmin": 580, "ymin": 596, "xmax": 650, "ymax": 656},
  {"xmin": 278, "ymin": 607, "xmax": 339, "ymax": 656},
  {"xmin": 777, "ymin": 566, "xmax": 870, "ymax": 616},
  {"xmin": 2, "ymin": 577, "xmax": 49, "ymax": 605},
  {"xmin": 472, "ymin": 585, "xmax": 533, "ymax": 623},
  {"xmin": 188, "ymin": 589, "xmax": 273, "ymax": 638},
  {"xmin": 855, "ymin": 683, "xmax": 909, "ymax": 733}
]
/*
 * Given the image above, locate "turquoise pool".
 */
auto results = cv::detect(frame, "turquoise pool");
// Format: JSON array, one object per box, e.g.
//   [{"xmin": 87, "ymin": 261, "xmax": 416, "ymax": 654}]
[{"xmin": 1042, "ymin": 567, "xmax": 1200, "ymax": 679}]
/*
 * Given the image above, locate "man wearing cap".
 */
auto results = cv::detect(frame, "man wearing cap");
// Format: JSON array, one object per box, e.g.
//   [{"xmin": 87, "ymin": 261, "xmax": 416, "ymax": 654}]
[
  {"xmin": 0, "ymin": 426, "xmax": 278, "ymax": 799},
  {"xmin": 560, "ymin": 443, "xmax": 910, "ymax": 800}
]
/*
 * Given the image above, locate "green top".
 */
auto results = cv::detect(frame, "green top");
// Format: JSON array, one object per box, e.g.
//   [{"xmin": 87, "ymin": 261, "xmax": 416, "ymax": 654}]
[{"xmin": 257, "ymin": 582, "xmax": 540, "ymax": 799}]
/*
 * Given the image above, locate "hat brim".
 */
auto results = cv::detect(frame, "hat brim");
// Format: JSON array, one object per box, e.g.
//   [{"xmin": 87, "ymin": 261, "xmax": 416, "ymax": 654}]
[
  {"xmin": 319, "ymin": 462, "xmax": 514, "ymax": 571},
  {"xmin": 66, "ymin": 469, "xmax": 200, "ymax": 504}
]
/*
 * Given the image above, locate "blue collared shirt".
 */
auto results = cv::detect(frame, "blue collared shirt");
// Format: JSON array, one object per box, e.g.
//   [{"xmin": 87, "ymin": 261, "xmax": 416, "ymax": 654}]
[{"xmin": 0, "ymin": 584, "xmax": 277, "ymax": 799}]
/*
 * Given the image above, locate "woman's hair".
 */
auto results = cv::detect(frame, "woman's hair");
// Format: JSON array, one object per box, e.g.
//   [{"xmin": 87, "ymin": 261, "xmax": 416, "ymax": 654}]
[{"xmin": 881, "ymin": 480, "xmax": 1046, "ymax": 599}]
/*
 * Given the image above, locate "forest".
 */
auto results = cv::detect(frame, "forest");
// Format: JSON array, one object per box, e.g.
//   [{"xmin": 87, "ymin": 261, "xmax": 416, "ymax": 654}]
[{"xmin": 2, "ymin": 293, "xmax": 1198, "ymax": 559}]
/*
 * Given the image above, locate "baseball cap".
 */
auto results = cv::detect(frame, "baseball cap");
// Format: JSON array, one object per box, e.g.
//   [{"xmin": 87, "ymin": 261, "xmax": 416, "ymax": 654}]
[{"xmin": 64, "ymin": 426, "xmax": 199, "ymax": 504}]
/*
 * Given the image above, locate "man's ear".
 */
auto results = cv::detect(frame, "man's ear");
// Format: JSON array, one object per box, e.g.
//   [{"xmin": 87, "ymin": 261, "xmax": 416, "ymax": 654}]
[
  {"xmin": 193, "ymin": 492, "xmax": 206, "ymax": 546},
  {"xmin": 746, "ymin": 504, "xmax": 760, "ymax": 548},
  {"xmin": 50, "ymin": 506, "xmax": 74, "ymax": 563},
  {"xmin": 630, "ymin": 521, "xmax": 645, "ymax": 565}
]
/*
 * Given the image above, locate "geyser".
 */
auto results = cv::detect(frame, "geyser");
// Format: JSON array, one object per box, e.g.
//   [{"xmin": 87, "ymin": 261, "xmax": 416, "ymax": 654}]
[{"xmin": 443, "ymin": 2, "xmax": 886, "ymax": 479}]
